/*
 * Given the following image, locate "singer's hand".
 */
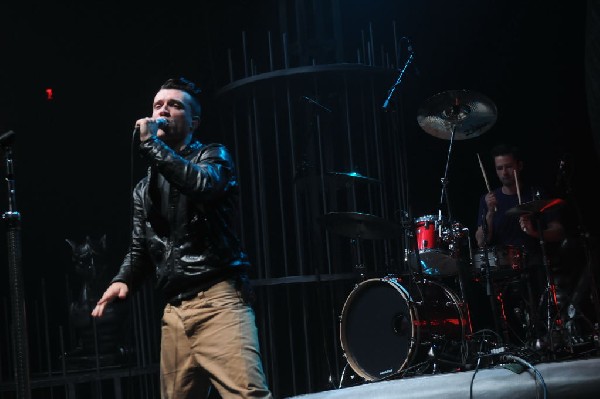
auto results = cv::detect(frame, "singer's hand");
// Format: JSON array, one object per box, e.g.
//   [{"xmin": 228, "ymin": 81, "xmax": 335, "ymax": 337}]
[
  {"xmin": 134, "ymin": 118, "xmax": 168, "ymax": 142},
  {"xmin": 91, "ymin": 282, "xmax": 129, "ymax": 318}
]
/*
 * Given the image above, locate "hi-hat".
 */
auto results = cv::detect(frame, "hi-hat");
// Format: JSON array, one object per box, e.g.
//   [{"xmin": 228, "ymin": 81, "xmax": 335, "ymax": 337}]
[
  {"xmin": 417, "ymin": 89, "xmax": 497, "ymax": 140},
  {"xmin": 318, "ymin": 212, "xmax": 401, "ymax": 240},
  {"xmin": 506, "ymin": 198, "xmax": 566, "ymax": 216}
]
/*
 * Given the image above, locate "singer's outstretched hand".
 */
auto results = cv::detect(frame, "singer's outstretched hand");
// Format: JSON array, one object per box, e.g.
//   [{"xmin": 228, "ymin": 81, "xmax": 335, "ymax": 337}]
[{"xmin": 91, "ymin": 282, "xmax": 129, "ymax": 317}]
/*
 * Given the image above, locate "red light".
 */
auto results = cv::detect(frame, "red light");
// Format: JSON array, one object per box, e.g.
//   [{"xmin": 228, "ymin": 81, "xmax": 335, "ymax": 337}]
[{"xmin": 45, "ymin": 88, "xmax": 54, "ymax": 100}]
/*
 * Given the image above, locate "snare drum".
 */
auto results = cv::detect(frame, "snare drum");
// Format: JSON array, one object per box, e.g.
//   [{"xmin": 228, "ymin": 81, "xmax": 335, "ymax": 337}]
[{"xmin": 472, "ymin": 245, "xmax": 525, "ymax": 277}]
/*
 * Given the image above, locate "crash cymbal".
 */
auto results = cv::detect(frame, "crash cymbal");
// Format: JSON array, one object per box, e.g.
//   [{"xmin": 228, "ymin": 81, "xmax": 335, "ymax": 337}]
[
  {"xmin": 417, "ymin": 89, "xmax": 497, "ymax": 140},
  {"xmin": 326, "ymin": 171, "xmax": 381, "ymax": 186},
  {"xmin": 318, "ymin": 212, "xmax": 401, "ymax": 240},
  {"xmin": 506, "ymin": 198, "xmax": 566, "ymax": 216}
]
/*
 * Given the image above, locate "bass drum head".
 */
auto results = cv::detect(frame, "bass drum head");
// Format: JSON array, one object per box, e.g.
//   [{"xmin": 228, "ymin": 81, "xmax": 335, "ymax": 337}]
[{"xmin": 339, "ymin": 278, "xmax": 416, "ymax": 381}]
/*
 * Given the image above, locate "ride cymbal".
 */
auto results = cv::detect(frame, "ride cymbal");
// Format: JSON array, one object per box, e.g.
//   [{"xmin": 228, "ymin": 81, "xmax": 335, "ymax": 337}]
[
  {"xmin": 506, "ymin": 198, "xmax": 566, "ymax": 216},
  {"xmin": 318, "ymin": 212, "xmax": 401, "ymax": 240},
  {"xmin": 417, "ymin": 89, "xmax": 497, "ymax": 140}
]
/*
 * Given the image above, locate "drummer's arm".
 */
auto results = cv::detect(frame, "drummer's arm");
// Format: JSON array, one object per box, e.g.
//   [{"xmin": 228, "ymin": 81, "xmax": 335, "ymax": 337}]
[
  {"xmin": 529, "ymin": 219, "xmax": 565, "ymax": 243},
  {"xmin": 475, "ymin": 210, "xmax": 495, "ymax": 247}
]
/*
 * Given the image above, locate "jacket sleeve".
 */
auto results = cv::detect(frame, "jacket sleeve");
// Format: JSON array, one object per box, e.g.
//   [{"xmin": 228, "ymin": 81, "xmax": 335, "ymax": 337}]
[
  {"xmin": 139, "ymin": 137, "xmax": 236, "ymax": 201},
  {"xmin": 110, "ymin": 179, "xmax": 154, "ymax": 291}
]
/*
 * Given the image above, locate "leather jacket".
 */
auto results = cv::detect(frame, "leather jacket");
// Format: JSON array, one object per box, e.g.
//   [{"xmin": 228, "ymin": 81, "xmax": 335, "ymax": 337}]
[{"xmin": 111, "ymin": 136, "xmax": 250, "ymax": 302}]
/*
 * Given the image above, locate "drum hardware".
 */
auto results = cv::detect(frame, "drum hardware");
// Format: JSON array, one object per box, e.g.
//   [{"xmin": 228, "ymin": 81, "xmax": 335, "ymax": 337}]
[
  {"xmin": 406, "ymin": 214, "xmax": 470, "ymax": 278},
  {"xmin": 294, "ymin": 170, "xmax": 380, "ymax": 190},
  {"xmin": 505, "ymin": 198, "xmax": 566, "ymax": 217},
  {"xmin": 416, "ymin": 89, "xmax": 498, "ymax": 141},
  {"xmin": 417, "ymin": 89, "xmax": 497, "ymax": 231},
  {"xmin": 339, "ymin": 276, "xmax": 472, "ymax": 381},
  {"xmin": 319, "ymin": 211, "xmax": 402, "ymax": 278},
  {"xmin": 318, "ymin": 211, "xmax": 402, "ymax": 241},
  {"xmin": 506, "ymin": 199, "xmax": 567, "ymax": 356},
  {"xmin": 477, "ymin": 214, "xmax": 511, "ymax": 345},
  {"xmin": 324, "ymin": 171, "xmax": 381, "ymax": 188}
]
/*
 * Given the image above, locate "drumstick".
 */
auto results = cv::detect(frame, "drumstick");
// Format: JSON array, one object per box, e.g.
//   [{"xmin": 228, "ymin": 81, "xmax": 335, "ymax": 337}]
[
  {"xmin": 477, "ymin": 153, "xmax": 496, "ymax": 212},
  {"xmin": 514, "ymin": 169, "xmax": 522, "ymax": 204},
  {"xmin": 477, "ymin": 153, "xmax": 491, "ymax": 192}
]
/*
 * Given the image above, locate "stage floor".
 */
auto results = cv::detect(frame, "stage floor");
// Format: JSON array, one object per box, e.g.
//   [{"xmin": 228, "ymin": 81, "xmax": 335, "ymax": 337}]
[{"xmin": 287, "ymin": 355, "xmax": 600, "ymax": 399}]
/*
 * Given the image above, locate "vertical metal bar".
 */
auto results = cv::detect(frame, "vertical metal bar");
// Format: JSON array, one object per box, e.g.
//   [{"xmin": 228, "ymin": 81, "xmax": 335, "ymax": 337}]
[
  {"xmin": 2, "ymin": 299, "xmax": 11, "ymax": 381},
  {"xmin": 65, "ymin": 274, "xmax": 75, "ymax": 350},
  {"xmin": 268, "ymin": 31, "xmax": 274, "ymax": 72},
  {"xmin": 227, "ymin": 48, "xmax": 234, "ymax": 83},
  {"xmin": 301, "ymin": 286, "xmax": 312, "ymax": 391},
  {"xmin": 113, "ymin": 377, "xmax": 122, "ymax": 399},
  {"xmin": 246, "ymin": 98, "xmax": 263, "ymax": 275},
  {"xmin": 393, "ymin": 20, "xmax": 399, "ymax": 69},
  {"xmin": 285, "ymin": 82, "xmax": 301, "ymax": 393},
  {"xmin": 41, "ymin": 279, "xmax": 53, "ymax": 376},
  {"xmin": 242, "ymin": 31, "xmax": 249, "ymax": 77},
  {"xmin": 91, "ymin": 314, "xmax": 103, "ymax": 398},
  {"xmin": 59, "ymin": 326, "xmax": 69, "ymax": 399},
  {"xmin": 361, "ymin": 30, "xmax": 366, "ymax": 66},
  {"xmin": 272, "ymin": 91, "xmax": 289, "ymax": 276},
  {"xmin": 34, "ymin": 302, "xmax": 43, "ymax": 373},
  {"xmin": 342, "ymin": 75, "xmax": 356, "ymax": 211},
  {"xmin": 283, "ymin": 33, "xmax": 289, "ymax": 69},
  {"xmin": 369, "ymin": 22, "xmax": 375, "ymax": 67}
]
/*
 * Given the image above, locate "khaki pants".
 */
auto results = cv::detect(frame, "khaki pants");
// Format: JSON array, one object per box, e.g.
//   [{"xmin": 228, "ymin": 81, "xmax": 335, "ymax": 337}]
[{"xmin": 160, "ymin": 279, "xmax": 273, "ymax": 399}]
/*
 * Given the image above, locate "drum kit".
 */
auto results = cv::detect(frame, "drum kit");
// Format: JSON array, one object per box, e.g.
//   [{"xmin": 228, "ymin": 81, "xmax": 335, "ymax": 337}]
[{"xmin": 318, "ymin": 90, "xmax": 580, "ymax": 384}]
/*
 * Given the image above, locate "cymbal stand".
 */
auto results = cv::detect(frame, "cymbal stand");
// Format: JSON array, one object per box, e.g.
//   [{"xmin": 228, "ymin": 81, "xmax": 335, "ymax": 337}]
[
  {"xmin": 350, "ymin": 236, "xmax": 367, "ymax": 280},
  {"xmin": 534, "ymin": 215, "xmax": 561, "ymax": 356},
  {"xmin": 438, "ymin": 124, "xmax": 457, "ymax": 222}
]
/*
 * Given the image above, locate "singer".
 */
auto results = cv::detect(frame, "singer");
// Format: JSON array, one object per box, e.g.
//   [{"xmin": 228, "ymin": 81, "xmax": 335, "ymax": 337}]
[
  {"xmin": 470, "ymin": 143, "xmax": 565, "ymax": 347},
  {"xmin": 92, "ymin": 77, "xmax": 273, "ymax": 399}
]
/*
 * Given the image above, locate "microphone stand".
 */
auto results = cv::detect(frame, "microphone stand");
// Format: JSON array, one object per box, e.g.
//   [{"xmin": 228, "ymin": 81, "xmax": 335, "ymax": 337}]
[
  {"xmin": 382, "ymin": 52, "xmax": 414, "ymax": 110},
  {"xmin": 1, "ymin": 130, "xmax": 31, "ymax": 399}
]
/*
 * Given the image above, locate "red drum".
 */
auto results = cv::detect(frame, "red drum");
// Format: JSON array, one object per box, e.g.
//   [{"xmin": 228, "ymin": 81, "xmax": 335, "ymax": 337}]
[
  {"xmin": 339, "ymin": 277, "xmax": 471, "ymax": 381},
  {"xmin": 472, "ymin": 245, "xmax": 525, "ymax": 278},
  {"xmin": 409, "ymin": 215, "xmax": 465, "ymax": 276}
]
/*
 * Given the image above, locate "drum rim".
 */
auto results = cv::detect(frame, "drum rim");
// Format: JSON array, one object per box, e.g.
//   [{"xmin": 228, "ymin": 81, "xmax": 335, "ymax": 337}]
[{"xmin": 414, "ymin": 214, "xmax": 444, "ymax": 223}]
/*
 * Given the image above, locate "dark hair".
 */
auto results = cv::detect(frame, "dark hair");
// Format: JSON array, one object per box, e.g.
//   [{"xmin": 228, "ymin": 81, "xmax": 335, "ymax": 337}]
[
  {"xmin": 160, "ymin": 77, "xmax": 202, "ymax": 118},
  {"xmin": 490, "ymin": 143, "xmax": 522, "ymax": 161}
]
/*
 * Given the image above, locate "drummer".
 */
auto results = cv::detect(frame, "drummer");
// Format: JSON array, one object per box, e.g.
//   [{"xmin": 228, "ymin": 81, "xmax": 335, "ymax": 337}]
[
  {"xmin": 475, "ymin": 143, "xmax": 565, "ymax": 251},
  {"xmin": 473, "ymin": 143, "xmax": 565, "ymax": 346}
]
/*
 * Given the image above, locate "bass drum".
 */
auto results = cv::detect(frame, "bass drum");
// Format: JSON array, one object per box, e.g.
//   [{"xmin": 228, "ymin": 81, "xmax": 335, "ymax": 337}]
[{"xmin": 339, "ymin": 276, "xmax": 471, "ymax": 381}]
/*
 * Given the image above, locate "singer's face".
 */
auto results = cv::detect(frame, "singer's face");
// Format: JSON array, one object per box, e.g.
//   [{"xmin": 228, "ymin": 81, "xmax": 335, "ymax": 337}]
[{"xmin": 152, "ymin": 89, "xmax": 197, "ymax": 147}]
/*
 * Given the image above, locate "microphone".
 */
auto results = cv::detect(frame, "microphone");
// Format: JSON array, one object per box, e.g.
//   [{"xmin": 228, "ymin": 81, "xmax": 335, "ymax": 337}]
[
  {"xmin": 156, "ymin": 117, "xmax": 169, "ymax": 128},
  {"xmin": 133, "ymin": 118, "xmax": 169, "ymax": 135}
]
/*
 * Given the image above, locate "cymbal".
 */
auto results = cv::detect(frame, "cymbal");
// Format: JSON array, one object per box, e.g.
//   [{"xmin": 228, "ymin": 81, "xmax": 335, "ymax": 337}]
[
  {"xmin": 417, "ymin": 89, "xmax": 497, "ymax": 140},
  {"xmin": 325, "ymin": 171, "xmax": 381, "ymax": 186},
  {"xmin": 506, "ymin": 198, "xmax": 566, "ymax": 216},
  {"xmin": 318, "ymin": 212, "xmax": 401, "ymax": 240}
]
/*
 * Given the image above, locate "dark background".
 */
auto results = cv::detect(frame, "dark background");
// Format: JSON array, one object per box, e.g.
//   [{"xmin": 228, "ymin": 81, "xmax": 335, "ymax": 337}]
[{"xmin": 1, "ymin": 0, "xmax": 599, "ymax": 397}]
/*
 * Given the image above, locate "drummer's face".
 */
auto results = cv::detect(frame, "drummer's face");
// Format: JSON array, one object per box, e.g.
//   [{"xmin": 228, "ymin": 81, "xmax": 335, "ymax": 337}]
[{"xmin": 494, "ymin": 154, "xmax": 521, "ymax": 186}]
